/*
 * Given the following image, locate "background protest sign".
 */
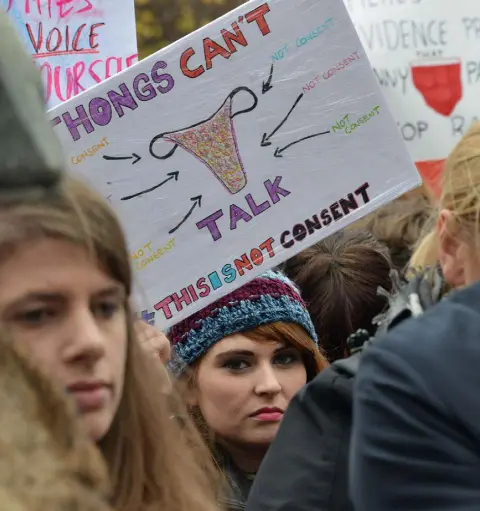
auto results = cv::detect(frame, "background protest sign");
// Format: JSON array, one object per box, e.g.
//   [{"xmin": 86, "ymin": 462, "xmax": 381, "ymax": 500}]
[
  {"xmin": 48, "ymin": 0, "xmax": 421, "ymax": 329},
  {"xmin": 344, "ymin": 0, "xmax": 479, "ymax": 195},
  {"xmin": 2, "ymin": 0, "xmax": 138, "ymax": 108}
]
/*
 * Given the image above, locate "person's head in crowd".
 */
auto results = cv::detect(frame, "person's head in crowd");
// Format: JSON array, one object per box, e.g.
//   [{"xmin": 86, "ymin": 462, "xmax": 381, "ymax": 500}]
[
  {"xmin": 281, "ymin": 230, "xmax": 392, "ymax": 362},
  {"xmin": 170, "ymin": 271, "xmax": 327, "ymax": 478},
  {"xmin": 410, "ymin": 122, "xmax": 480, "ymax": 288},
  {"xmin": 348, "ymin": 192, "xmax": 431, "ymax": 273},
  {"xmin": 0, "ymin": 176, "xmax": 218, "ymax": 511}
]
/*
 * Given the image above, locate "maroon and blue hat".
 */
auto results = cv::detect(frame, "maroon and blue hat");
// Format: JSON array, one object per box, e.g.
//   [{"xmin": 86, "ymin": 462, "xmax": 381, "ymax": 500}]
[{"xmin": 168, "ymin": 270, "xmax": 318, "ymax": 371}]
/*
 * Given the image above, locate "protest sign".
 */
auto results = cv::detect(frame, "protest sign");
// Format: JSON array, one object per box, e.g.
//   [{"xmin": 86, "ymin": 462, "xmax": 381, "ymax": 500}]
[
  {"xmin": 344, "ymin": 0, "xmax": 480, "ymax": 194},
  {"xmin": 2, "ymin": 0, "xmax": 138, "ymax": 108},
  {"xmin": 48, "ymin": 0, "xmax": 421, "ymax": 329}
]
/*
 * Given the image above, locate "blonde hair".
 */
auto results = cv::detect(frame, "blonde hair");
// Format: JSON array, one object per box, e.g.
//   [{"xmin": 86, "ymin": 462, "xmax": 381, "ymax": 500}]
[
  {"xmin": 348, "ymin": 194, "xmax": 430, "ymax": 273},
  {"xmin": 409, "ymin": 122, "xmax": 480, "ymax": 273},
  {"xmin": 0, "ymin": 328, "xmax": 112, "ymax": 511},
  {"xmin": 0, "ymin": 177, "xmax": 219, "ymax": 511}
]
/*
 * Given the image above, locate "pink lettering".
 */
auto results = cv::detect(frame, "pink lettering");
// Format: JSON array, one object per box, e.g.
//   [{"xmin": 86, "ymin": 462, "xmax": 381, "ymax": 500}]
[
  {"xmin": 126, "ymin": 53, "xmax": 138, "ymax": 67},
  {"xmin": 76, "ymin": 0, "xmax": 93, "ymax": 15},
  {"xmin": 88, "ymin": 59, "xmax": 103, "ymax": 83},
  {"xmin": 54, "ymin": 66, "xmax": 74, "ymax": 102},
  {"xmin": 72, "ymin": 61, "xmax": 86, "ymax": 95},
  {"xmin": 57, "ymin": 0, "xmax": 74, "ymax": 18},
  {"xmin": 25, "ymin": 0, "xmax": 42, "ymax": 16},
  {"xmin": 105, "ymin": 57, "xmax": 122, "ymax": 79}
]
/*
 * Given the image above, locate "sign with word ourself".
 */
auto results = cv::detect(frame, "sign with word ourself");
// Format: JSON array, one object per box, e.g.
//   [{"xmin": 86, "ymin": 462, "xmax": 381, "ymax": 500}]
[
  {"xmin": 48, "ymin": 0, "xmax": 421, "ymax": 329},
  {"xmin": 2, "ymin": 0, "xmax": 138, "ymax": 108},
  {"xmin": 344, "ymin": 0, "xmax": 480, "ymax": 194}
]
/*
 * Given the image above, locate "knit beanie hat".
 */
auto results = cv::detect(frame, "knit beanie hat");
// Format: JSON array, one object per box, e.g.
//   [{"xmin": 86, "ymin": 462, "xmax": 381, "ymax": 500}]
[{"xmin": 169, "ymin": 270, "xmax": 318, "ymax": 370}]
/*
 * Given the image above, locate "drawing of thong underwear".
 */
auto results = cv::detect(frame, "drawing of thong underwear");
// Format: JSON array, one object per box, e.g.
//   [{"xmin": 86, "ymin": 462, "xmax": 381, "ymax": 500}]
[
  {"xmin": 411, "ymin": 58, "xmax": 462, "ymax": 117},
  {"xmin": 149, "ymin": 86, "xmax": 258, "ymax": 194}
]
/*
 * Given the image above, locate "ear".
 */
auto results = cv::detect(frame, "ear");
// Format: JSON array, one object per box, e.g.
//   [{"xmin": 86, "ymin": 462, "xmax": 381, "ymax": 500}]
[{"xmin": 437, "ymin": 209, "xmax": 465, "ymax": 287}]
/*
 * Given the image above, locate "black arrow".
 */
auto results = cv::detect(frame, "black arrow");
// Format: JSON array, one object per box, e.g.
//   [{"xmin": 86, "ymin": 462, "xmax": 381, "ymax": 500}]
[
  {"xmin": 262, "ymin": 63, "xmax": 274, "ymax": 94},
  {"xmin": 121, "ymin": 171, "xmax": 179, "ymax": 201},
  {"xmin": 261, "ymin": 93, "xmax": 304, "ymax": 147},
  {"xmin": 169, "ymin": 195, "xmax": 202, "ymax": 235},
  {"xmin": 274, "ymin": 130, "xmax": 331, "ymax": 158},
  {"xmin": 103, "ymin": 153, "xmax": 141, "ymax": 165}
]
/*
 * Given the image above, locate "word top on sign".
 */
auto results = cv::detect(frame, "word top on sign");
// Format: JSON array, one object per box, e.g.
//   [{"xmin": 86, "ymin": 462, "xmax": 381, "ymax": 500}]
[
  {"xmin": 3, "ymin": 0, "xmax": 138, "ymax": 108},
  {"xmin": 49, "ymin": 0, "xmax": 421, "ymax": 329},
  {"xmin": 344, "ymin": 0, "xmax": 480, "ymax": 193}
]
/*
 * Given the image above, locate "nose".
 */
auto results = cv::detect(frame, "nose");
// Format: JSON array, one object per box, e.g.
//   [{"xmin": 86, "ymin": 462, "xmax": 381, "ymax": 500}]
[
  {"xmin": 63, "ymin": 307, "xmax": 106, "ymax": 366},
  {"xmin": 254, "ymin": 364, "xmax": 282, "ymax": 396}
]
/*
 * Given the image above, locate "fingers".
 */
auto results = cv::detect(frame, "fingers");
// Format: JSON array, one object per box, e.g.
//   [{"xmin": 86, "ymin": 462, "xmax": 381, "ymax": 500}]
[{"xmin": 134, "ymin": 320, "xmax": 172, "ymax": 363}]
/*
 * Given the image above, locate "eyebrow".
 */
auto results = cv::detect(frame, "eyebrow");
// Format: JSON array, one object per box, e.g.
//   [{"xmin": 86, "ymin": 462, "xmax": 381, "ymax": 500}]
[
  {"xmin": 215, "ymin": 344, "xmax": 289, "ymax": 360},
  {"xmin": 94, "ymin": 285, "xmax": 126, "ymax": 300},
  {"xmin": 8, "ymin": 285, "xmax": 125, "ymax": 309}
]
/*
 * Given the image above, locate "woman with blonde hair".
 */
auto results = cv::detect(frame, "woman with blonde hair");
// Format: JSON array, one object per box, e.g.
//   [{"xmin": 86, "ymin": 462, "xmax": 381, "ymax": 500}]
[
  {"xmin": 169, "ymin": 271, "xmax": 327, "ymax": 510},
  {"xmin": 351, "ymin": 122, "xmax": 480, "ymax": 510}
]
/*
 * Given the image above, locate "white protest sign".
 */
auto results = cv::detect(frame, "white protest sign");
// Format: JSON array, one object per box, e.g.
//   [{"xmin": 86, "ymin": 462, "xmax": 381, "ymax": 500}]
[
  {"xmin": 2, "ymin": 0, "xmax": 138, "ymax": 108},
  {"xmin": 344, "ymin": 0, "xmax": 480, "ymax": 192},
  {"xmin": 48, "ymin": 0, "xmax": 421, "ymax": 329}
]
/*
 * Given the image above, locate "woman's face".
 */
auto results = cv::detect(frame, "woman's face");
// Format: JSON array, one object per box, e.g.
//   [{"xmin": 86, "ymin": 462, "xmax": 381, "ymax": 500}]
[
  {"xmin": 191, "ymin": 333, "xmax": 307, "ymax": 452},
  {"xmin": 0, "ymin": 238, "xmax": 128, "ymax": 441}
]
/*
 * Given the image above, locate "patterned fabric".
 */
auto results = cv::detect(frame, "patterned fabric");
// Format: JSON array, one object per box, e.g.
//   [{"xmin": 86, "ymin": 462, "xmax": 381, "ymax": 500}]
[{"xmin": 169, "ymin": 270, "xmax": 318, "ymax": 370}]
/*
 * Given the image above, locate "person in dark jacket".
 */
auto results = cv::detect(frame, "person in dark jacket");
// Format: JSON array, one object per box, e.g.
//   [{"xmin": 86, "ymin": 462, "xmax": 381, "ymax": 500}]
[
  {"xmin": 245, "ymin": 352, "xmax": 356, "ymax": 511},
  {"xmin": 351, "ymin": 121, "xmax": 480, "ymax": 510},
  {"xmin": 245, "ymin": 265, "xmax": 442, "ymax": 511},
  {"xmin": 351, "ymin": 282, "xmax": 480, "ymax": 511},
  {"xmin": 246, "ymin": 233, "xmax": 395, "ymax": 511}
]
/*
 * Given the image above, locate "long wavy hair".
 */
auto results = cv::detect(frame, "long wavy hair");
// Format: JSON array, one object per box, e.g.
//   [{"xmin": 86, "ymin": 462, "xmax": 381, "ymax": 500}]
[{"xmin": 0, "ymin": 176, "xmax": 219, "ymax": 511}]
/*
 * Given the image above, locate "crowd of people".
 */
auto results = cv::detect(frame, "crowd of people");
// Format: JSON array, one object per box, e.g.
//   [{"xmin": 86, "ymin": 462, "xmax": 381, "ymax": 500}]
[{"xmin": 2, "ymin": 8, "xmax": 480, "ymax": 511}]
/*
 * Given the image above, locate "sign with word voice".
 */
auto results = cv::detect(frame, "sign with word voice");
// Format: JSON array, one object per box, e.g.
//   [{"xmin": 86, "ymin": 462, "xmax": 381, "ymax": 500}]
[{"xmin": 2, "ymin": 0, "xmax": 138, "ymax": 108}]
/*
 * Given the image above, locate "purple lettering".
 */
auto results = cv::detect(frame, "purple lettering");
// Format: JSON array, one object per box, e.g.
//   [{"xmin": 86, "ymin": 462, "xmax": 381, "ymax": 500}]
[
  {"xmin": 151, "ymin": 61, "xmax": 175, "ymax": 94},
  {"xmin": 196, "ymin": 209, "xmax": 224, "ymax": 241},
  {"xmin": 61, "ymin": 105, "xmax": 94, "ymax": 141},
  {"xmin": 230, "ymin": 204, "xmax": 253, "ymax": 230},
  {"xmin": 265, "ymin": 176, "xmax": 291, "ymax": 203},
  {"xmin": 246, "ymin": 193, "xmax": 270, "ymax": 216},
  {"xmin": 133, "ymin": 73, "xmax": 157, "ymax": 101},
  {"xmin": 107, "ymin": 83, "xmax": 138, "ymax": 117},
  {"xmin": 88, "ymin": 97, "xmax": 112, "ymax": 126}
]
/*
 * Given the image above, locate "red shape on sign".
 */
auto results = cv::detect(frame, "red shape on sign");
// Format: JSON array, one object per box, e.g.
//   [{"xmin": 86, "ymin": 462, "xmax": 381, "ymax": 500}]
[
  {"xmin": 416, "ymin": 159, "xmax": 445, "ymax": 198},
  {"xmin": 411, "ymin": 58, "xmax": 462, "ymax": 117}
]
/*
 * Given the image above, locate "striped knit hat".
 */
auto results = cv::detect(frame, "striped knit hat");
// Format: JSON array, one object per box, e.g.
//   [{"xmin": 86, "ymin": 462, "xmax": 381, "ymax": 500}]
[{"xmin": 169, "ymin": 270, "xmax": 318, "ymax": 370}]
